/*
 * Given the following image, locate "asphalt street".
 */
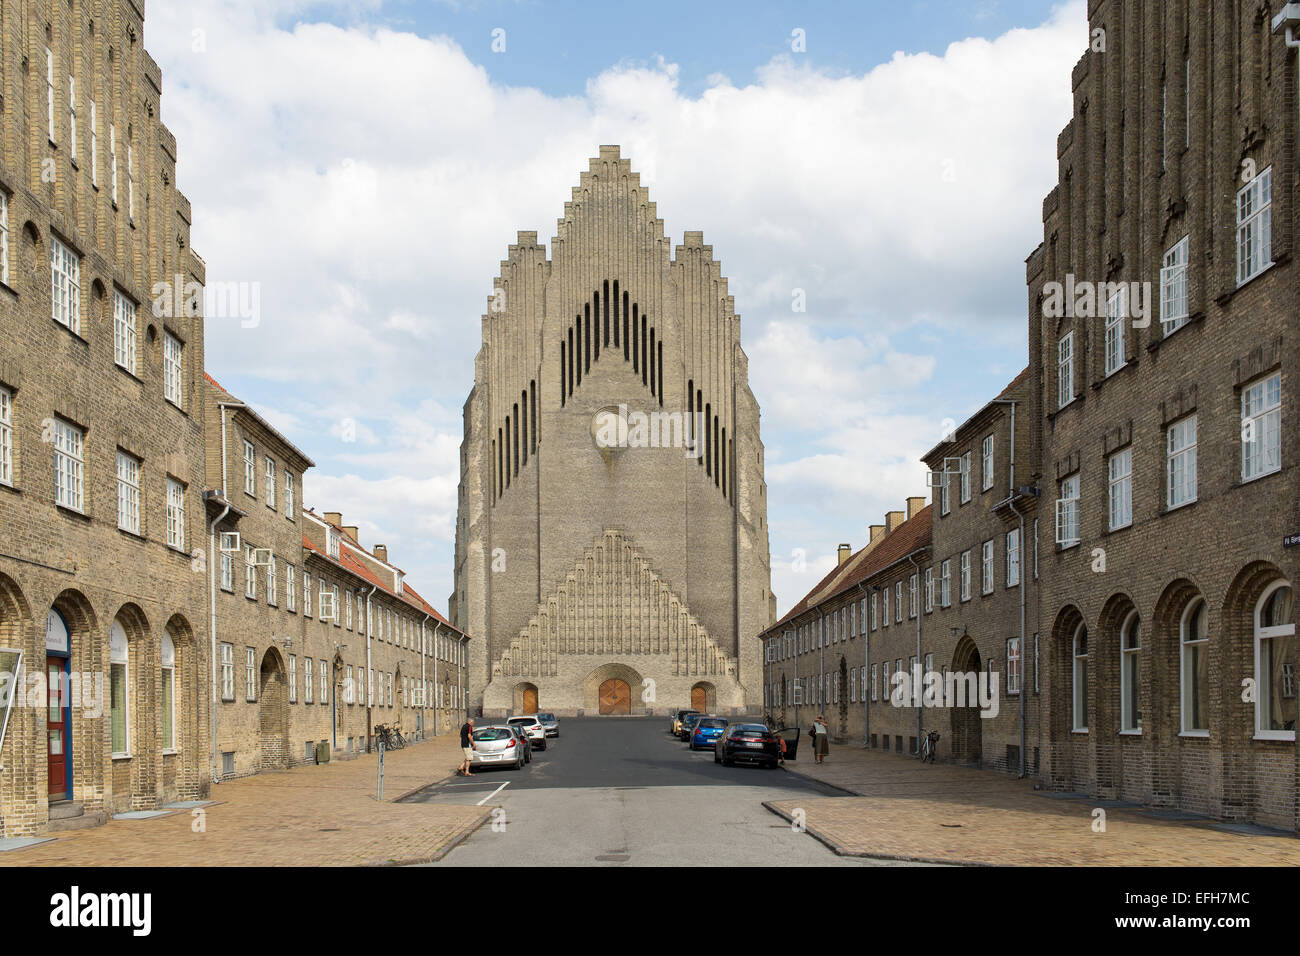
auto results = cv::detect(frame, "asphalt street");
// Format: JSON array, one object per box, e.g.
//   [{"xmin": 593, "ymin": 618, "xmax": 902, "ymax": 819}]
[{"xmin": 405, "ymin": 716, "xmax": 930, "ymax": 867}]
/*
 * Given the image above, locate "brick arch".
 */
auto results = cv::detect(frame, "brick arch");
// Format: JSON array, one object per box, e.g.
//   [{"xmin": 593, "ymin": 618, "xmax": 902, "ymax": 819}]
[
  {"xmin": 1046, "ymin": 605, "xmax": 1085, "ymax": 787},
  {"xmin": 50, "ymin": 589, "xmax": 101, "ymax": 808},
  {"xmin": 164, "ymin": 614, "xmax": 203, "ymax": 800},
  {"xmin": 0, "ymin": 573, "xmax": 35, "ymax": 837},
  {"xmin": 1148, "ymin": 578, "xmax": 1206, "ymax": 808},
  {"xmin": 1094, "ymin": 592, "xmax": 1138, "ymax": 794},
  {"xmin": 949, "ymin": 635, "xmax": 983, "ymax": 766},
  {"xmin": 111, "ymin": 603, "xmax": 153, "ymax": 811},
  {"xmin": 258, "ymin": 647, "xmax": 289, "ymax": 771}
]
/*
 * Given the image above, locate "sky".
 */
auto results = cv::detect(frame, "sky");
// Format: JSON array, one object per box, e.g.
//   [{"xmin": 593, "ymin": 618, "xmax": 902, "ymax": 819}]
[{"xmin": 142, "ymin": 0, "xmax": 1087, "ymax": 619}]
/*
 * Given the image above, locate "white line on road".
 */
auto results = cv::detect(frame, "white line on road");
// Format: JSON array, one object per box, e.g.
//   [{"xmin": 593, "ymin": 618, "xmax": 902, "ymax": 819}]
[{"xmin": 477, "ymin": 782, "xmax": 510, "ymax": 806}]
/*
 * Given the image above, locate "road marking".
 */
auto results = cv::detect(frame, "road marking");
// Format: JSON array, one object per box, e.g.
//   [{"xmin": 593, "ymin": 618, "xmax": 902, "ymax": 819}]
[{"xmin": 477, "ymin": 782, "xmax": 510, "ymax": 806}]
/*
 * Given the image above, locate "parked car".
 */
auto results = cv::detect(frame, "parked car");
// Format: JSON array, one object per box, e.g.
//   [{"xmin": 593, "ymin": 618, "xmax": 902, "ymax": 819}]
[
  {"xmin": 507, "ymin": 723, "xmax": 533, "ymax": 762},
  {"xmin": 671, "ymin": 709, "xmax": 700, "ymax": 736},
  {"xmin": 678, "ymin": 712, "xmax": 705, "ymax": 740},
  {"xmin": 468, "ymin": 726, "xmax": 525, "ymax": 771},
  {"xmin": 508, "ymin": 715, "xmax": 548, "ymax": 751},
  {"xmin": 690, "ymin": 716, "xmax": 728, "ymax": 750},
  {"xmin": 535, "ymin": 712, "xmax": 560, "ymax": 737},
  {"xmin": 715, "ymin": 723, "xmax": 782, "ymax": 768}
]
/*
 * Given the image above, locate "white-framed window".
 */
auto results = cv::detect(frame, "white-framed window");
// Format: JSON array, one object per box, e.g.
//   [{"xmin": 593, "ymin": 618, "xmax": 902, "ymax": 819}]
[
  {"xmin": 1006, "ymin": 637, "xmax": 1021, "ymax": 696},
  {"xmin": 245, "ymin": 647, "xmax": 256, "ymax": 701},
  {"xmin": 333, "ymin": 586, "xmax": 341, "ymax": 626},
  {"xmin": 895, "ymin": 582, "xmax": 903, "ymax": 623},
  {"xmin": 165, "ymin": 477, "xmax": 185, "ymax": 551},
  {"xmin": 0, "ymin": 190, "xmax": 9, "ymax": 287},
  {"xmin": 304, "ymin": 654, "xmax": 313, "ymax": 702},
  {"xmin": 243, "ymin": 440, "xmax": 255, "ymax": 495},
  {"xmin": 289, "ymin": 654, "xmax": 297, "ymax": 703},
  {"xmin": 939, "ymin": 471, "xmax": 950, "ymax": 516},
  {"xmin": 1180, "ymin": 598, "xmax": 1209, "ymax": 733},
  {"xmin": 1055, "ymin": 474, "xmax": 1080, "ymax": 547},
  {"xmin": 1161, "ymin": 236, "xmax": 1189, "ymax": 334},
  {"xmin": 110, "ymin": 621, "xmax": 129, "ymax": 755},
  {"xmin": 45, "ymin": 48, "xmax": 55, "ymax": 142},
  {"xmin": 939, "ymin": 559, "xmax": 951, "ymax": 608},
  {"xmin": 981, "ymin": 539, "xmax": 994, "ymax": 595},
  {"xmin": 264, "ymin": 457, "xmax": 276, "ymax": 508},
  {"xmin": 1057, "ymin": 332, "xmax": 1074, "ymax": 409},
  {"xmin": 0, "ymin": 387, "xmax": 11, "ymax": 487},
  {"xmin": 1241, "ymin": 372, "xmax": 1281, "ymax": 482},
  {"xmin": 89, "ymin": 100, "xmax": 98, "ymax": 188},
  {"xmin": 959, "ymin": 452, "xmax": 971, "ymax": 503},
  {"xmin": 346, "ymin": 591, "xmax": 353, "ymax": 630},
  {"xmin": 220, "ymin": 550, "xmax": 233, "ymax": 592},
  {"xmin": 960, "ymin": 551, "xmax": 971, "ymax": 602},
  {"xmin": 1104, "ymin": 285, "xmax": 1127, "ymax": 375},
  {"xmin": 871, "ymin": 663, "xmax": 878, "ymax": 702},
  {"xmin": 266, "ymin": 556, "xmax": 277, "ymax": 606},
  {"xmin": 881, "ymin": 589, "xmax": 888, "ymax": 628},
  {"xmin": 1166, "ymin": 415, "xmax": 1198, "ymax": 510},
  {"xmin": 304, "ymin": 571, "xmax": 312, "ymax": 617},
  {"xmin": 387, "ymin": 672, "xmax": 393, "ymax": 707},
  {"xmin": 320, "ymin": 660, "xmax": 328, "ymax": 706},
  {"xmin": 220, "ymin": 643, "xmax": 234, "ymax": 701},
  {"xmin": 1120, "ymin": 611, "xmax": 1141, "ymax": 733},
  {"xmin": 368, "ymin": 668, "xmax": 374, "ymax": 707},
  {"xmin": 1072, "ymin": 623, "xmax": 1088, "ymax": 732},
  {"xmin": 113, "ymin": 291, "xmax": 137, "ymax": 374},
  {"xmin": 109, "ymin": 123, "xmax": 118, "ymax": 205},
  {"xmin": 244, "ymin": 544, "xmax": 256, "ymax": 600},
  {"xmin": 285, "ymin": 471, "xmax": 295, "ymax": 517},
  {"xmin": 1108, "ymin": 447, "xmax": 1133, "ymax": 531},
  {"xmin": 68, "ymin": 75, "xmax": 77, "ymax": 161},
  {"xmin": 1255, "ymin": 582, "xmax": 1295, "ymax": 739},
  {"xmin": 981, "ymin": 435, "xmax": 994, "ymax": 491},
  {"xmin": 924, "ymin": 568, "xmax": 934, "ymax": 613},
  {"xmin": 53, "ymin": 418, "xmax": 84, "ymax": 512},
  {"xmin": 164, "ymin": 331, "xmax": 183, "ymax": 408},
  {"xmin": 870, "ymin": 593, "xmax": 878, "ymax": 630},
  {"xmin": 286, "ymin": 564, "xmax": 296, "ymax": 612},
  {"xmin": 127, "ymin": 144, "xmax": 135, "ymax": 222},
  {"xmin": 116, "ymin": 451, "xmax": 140, "ymax": 534},
  {"xmin": 50, "ymin": 236, "xmax": 81, "ymax": 333},
  {"xmin": 1006, "ymin": 528, "xmax": 1020, "ymax": 588},
  {"xmin": 1237, "ymin": 165, "xmax": 1272, "ymax": 285},
  {"xmin": 346, "ymin": 665, "xmax": 355, "ymax": 704},
  {"xmin": 161, "ymin": 634, "xmax": 176, "ymax": 751},
  {"xmin": 1033, "ymin": 518, "xmax": 1039, "ymax": 579}
]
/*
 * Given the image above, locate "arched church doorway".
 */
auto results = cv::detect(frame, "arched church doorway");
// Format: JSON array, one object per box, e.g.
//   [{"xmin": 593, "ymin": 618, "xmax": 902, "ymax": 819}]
[{"xmin": 598, "ymin": 679, "xmax": 630, "ymax": 715}]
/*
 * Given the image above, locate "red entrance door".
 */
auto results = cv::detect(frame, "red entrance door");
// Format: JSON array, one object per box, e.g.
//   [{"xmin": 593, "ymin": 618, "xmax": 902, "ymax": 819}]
[{"xmin": 47, "ymin": 661, "xmax": 68, "ymax": 799}]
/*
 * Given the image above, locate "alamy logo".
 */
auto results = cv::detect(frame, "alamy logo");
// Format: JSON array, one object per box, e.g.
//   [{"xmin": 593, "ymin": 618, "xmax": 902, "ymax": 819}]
[
  {"xmin": 1041, "ymin": 274, "xmax": 1152, "ymax": 328},
  {"xmin": 49, "ymin": 886, "xmax": 151, "ymax": 936},
  {"xmin": 889, "ymin": 665, "xmax": 1000, "ymax": 718}
]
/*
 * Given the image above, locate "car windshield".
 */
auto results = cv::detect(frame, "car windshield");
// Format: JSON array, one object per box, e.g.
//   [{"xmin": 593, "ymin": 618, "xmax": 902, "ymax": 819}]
[
  {"xmin": 698, "ymin": 719, "xmax": 726, "ymax": 729},
  {"xmin": 537, "ymin": 714, "xmax": 555, "ymax": 721},
  {"xmin": 473, "ymin": 728, "xmax": 512, "ymax": 741}
]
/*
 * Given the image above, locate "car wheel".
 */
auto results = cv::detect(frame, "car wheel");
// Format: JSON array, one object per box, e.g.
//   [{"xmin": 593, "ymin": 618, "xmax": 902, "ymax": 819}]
[{"xmin": 713, "ymin": 749, "xmax": 721, "ymax": 764}]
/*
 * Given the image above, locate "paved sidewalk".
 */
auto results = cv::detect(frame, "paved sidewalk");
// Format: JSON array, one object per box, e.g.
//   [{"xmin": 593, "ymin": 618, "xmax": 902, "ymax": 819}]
[
  {"xmin": 769, "ymin": 746, "xmax": 1300, "ymax": 866},
  {"xmin": 5, "ymin": 735, "xmax": 490, "ymax": 867}
]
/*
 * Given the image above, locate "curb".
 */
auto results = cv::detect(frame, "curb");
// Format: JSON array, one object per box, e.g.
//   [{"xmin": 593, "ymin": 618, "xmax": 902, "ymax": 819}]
[
  {"xmin": 777, "ymin": 762, "xmax": 863, "ymax": 797},
  {"xmin": 372, "ymin": 807, "xmax": 495, "ymax": 867},
  {"xmin": 760, "ymin": 801, "xmax": 987, "ymax": 867}
]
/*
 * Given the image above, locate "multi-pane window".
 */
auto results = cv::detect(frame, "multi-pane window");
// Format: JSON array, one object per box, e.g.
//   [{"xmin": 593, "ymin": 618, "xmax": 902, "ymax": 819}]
[
  {"xmin": 939, "ymin": 560, "xmax": 951, "ymax": 607},
  {"xmin": 959, "ymin": 452, "xmax": 971, "ymax": 503},
  {"xmin": 45, "ymin": 49, "xmax": 55, "ymax": 141},
  {"xmin": 1056, "ymin": 474, "xmax": 1080, "ymax": 546},
  {"xmin": 1057, "ymin": 332, "xmax": 1074, "ymax": 409},
  {"xmin": 127, "ymin": 144, "xmax": 135, "ymax": 222},
  {"xmin": 113, "ymin": 291, "xmax": 137, "ymax": 374},
  {"xmin": 220, "ymin": 549, "xmax": 233, "ymax": 591},
  {"xmin": 0, "ymin": 387, "xmax": 13, "ymax": 487},
  {"xmin": 346, "ymin": 591, "xmax": 353, "ymax": 630},
  {"xmin": 1181, "ymin": 599, "xmax": 1208, "ymax": 733},
  {"xmin": 161, "ymin": 635, "xmax": 175, "ymax": 751},
  {"xmin": 924, "ymin": 568, "xmax": 933, "ymax": 613},
  {"xmin": 1104, "ymin": 286, "xmax": 1127, "ymax": 375},
  {"xmin": 164, "ymin": 332, "xmax": 183, "ymax": 407},
  {"xmin": 53, "ymin": 419, "xmax": 84, "ymax": 511},
  {"xmin": 1237, "ymin": 166, "xmax": 1272, "ymax": 285},
  {"xmin": 871, "ymin": 664, "xmax": 878, "ymax": 702},
  {"xmin": 981, "ymin": 435, "xmax": 994, "ymax": 491},
  {"xmin": 266, "ymin": 556, "xmax": 277, "ymax": 605},
  {"xmin": 244, "ymin": 544, "xmax": 256, "ymax": 599},
  {"xmin": 304, "ymin": 571, "xmax": 312, "ymax": 617},
  {"xmin": 285, "ymin": 471, "xmax": 295, "ymax": 516},
  {"xmin": 939, "ymin": 470, "xmax": 950, "ymax": 516},
  {"xmin": 895, "ymin": 582, "xmax": 903, "ymax": 623},
  {"xmin": 289, "ymin": 654, "xmax": 297, "ymax": 703},
  {"xmin": 109, "ymin": 123, "xmax": 118, "ymax": 205},
  {"xmin": 320, "ymin": 660, "xmax": 328, "ymax": 706},
  {"xmin": 243, "ymin": 440, "xmax": 255, "ymax": 495},
  {"xmin": 286, "ymin": 564, "xmax": 296, "ymax": 612},
  {"xmin": 1120, "ymin": 612, "xmax": 1141, "ymax": 732},
  {"xmin": 51, "ymin": 236, "xmax": 81, "ymax": 333},
  {"xmin": 1108, "ymin": 447, "xmax": 1133, "ymax": 531},
  {"xmin": 1006, "ymin": 637, "xmax": 1021, "ymax": 696},
  {"xmin": 346, "ymin": 665, "xmax": 354, "ymax": 704},
  {"xmin": 110, "ymin": 623, "xmax": 129, "ymax": 754},
  {"xmin": 68, "ymin": 76, "xmax": 77, "ymax": 161},
  {"xmin": 1160, "ymin": 236, "xmax": 1189, "ymax": 335},
  {"xmin": 1166, "ymin": 416, "xmax": 1198, "ymax": 509},
  {"xmin": 114, "ymin": 452, "xmax": 141, "ymax": 534},
  {"xmin": 1072, "ymin": 624, "xmax": 1088, "ymax": 732},
  {"xmin": 0, "ymin": 191, "xmax": 9, "ymax": 287},
  {"xmin": 166, "ymin": 477, "xmax": 186, "ymax": 550},
  {"xmin": 1006, "ymin": 529, "xmax": 1020, "ymax": 588},
  {"xmin": 870, "ymin": 593, "xmax": 878, "ymax": 630},
  {"xmin": 881, "ymin": 590, "xmax": 888, "ymax": 628},
  {"xmin": 981, "ymin": 540, "xmax": 994, "ymax": 594},
  {"xmin": 1255, "ymin": 583, "xmax": 1295, "ymax": 739},
  {"xmin": 264, "ymin": 457, "xmax": 276, "ymax": 508},
  {"xmin": 90, "ymin": 101, "xmax": 98, "ymax": 187},
  {"xmin": 245, "ymin": 647, "xmax": 256, "ymax": 701},
  {"xmin": 1241, "ymin": 372, "xmax": 1281, "ymax": 482},
  {"xmin": 304, "ymin": 655, "xmax": 313, "ymax": 702},
  {"xmin": 960, "ymin": 551, "xmax": 971, "ymax": 602},
  {"xmin": 220, "ymin": 643, "xmax": 234, "ymax": 701}
]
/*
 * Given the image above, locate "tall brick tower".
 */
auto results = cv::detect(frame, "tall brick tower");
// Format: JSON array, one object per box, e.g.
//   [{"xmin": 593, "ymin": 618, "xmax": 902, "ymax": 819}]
[{"xmin": 453, "ymin": 146, "xmax": 774, "ymax": 717}]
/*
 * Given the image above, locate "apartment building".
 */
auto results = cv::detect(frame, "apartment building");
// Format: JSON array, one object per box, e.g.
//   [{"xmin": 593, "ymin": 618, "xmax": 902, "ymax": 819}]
[
  {"xmin": 1025, "ymin": 1, "xmax": 1298, "ymax": 826},
  {"xmin": 0, "ymin": 0, "xmax": 208, "ymax": 835}
]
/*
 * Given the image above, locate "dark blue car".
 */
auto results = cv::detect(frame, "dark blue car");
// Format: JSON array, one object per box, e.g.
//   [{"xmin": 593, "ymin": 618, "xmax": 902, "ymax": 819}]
[{"xmin": 690, "ymin": 716, "xmax": 729, "ymax": 750}]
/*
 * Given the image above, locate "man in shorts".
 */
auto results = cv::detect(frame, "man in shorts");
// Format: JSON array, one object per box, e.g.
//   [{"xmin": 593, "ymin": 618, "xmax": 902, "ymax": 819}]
[{"xmin": 458, "ymin": 718, "xmax": 475, "ymax": 775}]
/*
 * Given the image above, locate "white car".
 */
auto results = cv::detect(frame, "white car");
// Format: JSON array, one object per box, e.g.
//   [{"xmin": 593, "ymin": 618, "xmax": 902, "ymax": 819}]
[{"xmin": 507, "ymin": 715, "xmax": 548, "ymax": 751}]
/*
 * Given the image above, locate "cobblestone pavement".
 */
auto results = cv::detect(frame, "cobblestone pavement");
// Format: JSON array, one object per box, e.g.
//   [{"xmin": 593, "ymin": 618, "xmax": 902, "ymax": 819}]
[
  {"xmin": 769, "ymin": 745, "xmax": 1300, "ymax": 866},
  {"xmin": 5, "ymin": 735, "xmax": 489, "ymax": 866}
]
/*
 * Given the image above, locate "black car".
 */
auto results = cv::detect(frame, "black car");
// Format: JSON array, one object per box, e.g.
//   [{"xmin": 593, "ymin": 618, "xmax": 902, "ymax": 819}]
[
  {"xmin": 678, "ymin": 712, "xmax": 705, "ymax": 740},
  {"xmin": 714, "ymin": 723, "xmax": 782, "ymax": 768}
]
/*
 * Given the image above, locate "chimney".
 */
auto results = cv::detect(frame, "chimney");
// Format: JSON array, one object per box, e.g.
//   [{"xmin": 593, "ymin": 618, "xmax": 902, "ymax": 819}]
[
  {"xmin": 885, "ymin": 510, "xmax": 905, "ymax": 532},
  {"xmin": 373, "ymin": 544, "xmax": 389, "ymax": 564},
  {"xmin": 869, "ymin": 524, "xmax": 885, "ymax": 544},
  {"xmin": 906, "ymin": 496, "xmax": 926, "ymax": 520},
  {"xmin": 342, "ymin": 525, "xmax": 359, "ymax": 545},
  {"xmin": 324, "ymin": 511, "xmax": 343, "ymax": 528},
  {"xmin": 837, "ymin": 543, "xmax": 852, "ymax": 566}
]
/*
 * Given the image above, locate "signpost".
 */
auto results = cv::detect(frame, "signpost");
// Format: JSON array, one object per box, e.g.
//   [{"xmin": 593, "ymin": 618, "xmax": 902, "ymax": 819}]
[{"xmin": 376, "ymin": 738, "xmax": 385, "ymax": 801}]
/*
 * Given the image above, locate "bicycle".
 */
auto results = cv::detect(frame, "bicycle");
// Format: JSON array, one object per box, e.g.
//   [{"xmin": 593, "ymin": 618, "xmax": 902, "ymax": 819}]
[{"xmin": 919, "ymin": 729, "xmax": 940, "ymax": 763}]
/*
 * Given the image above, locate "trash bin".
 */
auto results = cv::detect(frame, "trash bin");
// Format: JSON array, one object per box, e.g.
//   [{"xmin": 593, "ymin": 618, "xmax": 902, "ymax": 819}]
[
  {"xmin": 776, "ymin": 727, "xmax": 800, "ymax": 760},
  {"xmin": 316, "ymin": 740, "xmax": 331, "ymax": 764}
]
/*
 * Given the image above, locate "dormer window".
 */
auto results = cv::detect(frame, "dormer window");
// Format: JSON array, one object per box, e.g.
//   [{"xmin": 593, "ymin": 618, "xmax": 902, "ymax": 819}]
[{"xmin": 327, "ymin": 528, "xmax": 339, "ymax": 559}]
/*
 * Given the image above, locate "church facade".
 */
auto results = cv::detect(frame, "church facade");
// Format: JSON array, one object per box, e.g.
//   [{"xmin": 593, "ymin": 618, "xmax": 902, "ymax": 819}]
[{"xmin": 452, "ymin": 146, "xmax": 775, "ymax": 717}]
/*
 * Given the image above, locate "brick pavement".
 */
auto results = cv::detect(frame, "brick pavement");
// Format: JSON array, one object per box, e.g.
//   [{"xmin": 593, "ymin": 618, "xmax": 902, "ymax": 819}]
[
  {"xmin": 4, "ymin": 735, "xmax": 489, "ymax": 866},
  {"xmin": 769, "ymin": 745, "xmax": 1300, "ymax": 866}
]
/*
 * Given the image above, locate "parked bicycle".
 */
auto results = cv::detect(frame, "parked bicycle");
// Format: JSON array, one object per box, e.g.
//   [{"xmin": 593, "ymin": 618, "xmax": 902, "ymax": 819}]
[
  {"xmin": 373, "ymin": 724, "xmax": 405, "ymax": 751},
  {"xmin": 919, "ymin": 729, "xmax": 940, "ymax": 763}
]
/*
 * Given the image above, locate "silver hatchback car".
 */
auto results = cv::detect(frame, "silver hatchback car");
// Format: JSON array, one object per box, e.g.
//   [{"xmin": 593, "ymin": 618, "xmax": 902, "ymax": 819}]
[
  {"xmin": 534, "ymin": 712, "xmax": 560, "ymax": 737},
  {"xmin": 508, "ymin": 715, "xmax": 548, "ymax": 751},
  {"xmin": 468, "ymin": 726, "xmax": 525, "ymax": 771}
]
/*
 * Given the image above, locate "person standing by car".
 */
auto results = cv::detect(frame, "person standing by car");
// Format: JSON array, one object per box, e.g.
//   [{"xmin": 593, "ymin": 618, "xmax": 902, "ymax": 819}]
[
  {"xmin": 813, "ymin": 715, "xmax": 829, "ymax": 763},
  {"xmin": 458, "ymin": 718, "xmax": 475, "ymax": 776}
]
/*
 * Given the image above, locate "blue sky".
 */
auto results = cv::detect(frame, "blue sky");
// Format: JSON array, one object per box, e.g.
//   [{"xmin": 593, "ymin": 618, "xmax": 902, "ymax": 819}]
[{"xmin": 144, "ymin": 0, "xmax": 1085, "ymax": 617}]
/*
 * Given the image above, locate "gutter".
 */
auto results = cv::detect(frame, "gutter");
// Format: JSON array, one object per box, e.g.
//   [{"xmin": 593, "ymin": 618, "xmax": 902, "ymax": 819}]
[
  {"xmin": 207, "ymin": 501, "xmax": 229, "ymax": 785},
  {"xmin": 431, "ymin": 620, "xmax": 442, "ymax": 736},
  {"xmin": 360, "ymin": 584, "xmax": 376, "ymax": 751},
  {"xmin": 905, "ymin": 551, "xmax": 923, "ymax": 755},
  {"xmin": 1275, "ymin": 7, "xmax": 1300, "ymax": 150},
  {"xmin": 854, "ymin": 582, "xmax": 878, "ymax": 747}
]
